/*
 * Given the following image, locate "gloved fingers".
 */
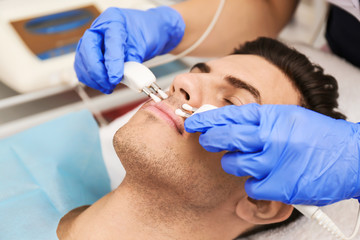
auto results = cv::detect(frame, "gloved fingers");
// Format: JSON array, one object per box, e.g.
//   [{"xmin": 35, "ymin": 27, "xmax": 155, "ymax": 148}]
[
  {"xmin": 78, "ymin": 29, "xmax": 115, "ymax": 93},
  {"xmin": 125, "ymin": 44, "xmax": 144, "ymax": 63},
  {"xmin": 244, "ymin": 177, "xmax": 287, "ymax": 202},
  {"xmin": 126, "ymin": 24, "xmax": 159, "ymax": 62},
  {"xmin": 221, "ymin": 152, "xmax": 270, "ymax": 179},
  {"xmin": 245, "ymin": 173, "xmax": 343, "ymax": 205},
  {"xmin": 245, "ymin": 177, "xmax": 297, "ymax": 204},
  {"xmin": 91, "ymin": 7, "xmax": 119, "ymax": 28},
  {"xmin": 74, "ymin": 55, "xmax": 105, "ymax": 92},
  {"xmin": 123, "ymin": 22, "xmax": 147, "ymax": 63},
  {"xmin": 244, "ymin": 178, "xmax": 271, "ymax": 201},
  {"xmin": 103, "ymin": 22, "xmax": 128, "ymax": 85},
  {"xmin": 184, "ymin": 104, "xmax": 261, "ymax": 133},
  {"xmin": 75, "ymin": 43, "xmax": 113, "ymax": 94},
  {"xmin": 198, "ymin": 125, "xmax": 263, "ymax": 152}
]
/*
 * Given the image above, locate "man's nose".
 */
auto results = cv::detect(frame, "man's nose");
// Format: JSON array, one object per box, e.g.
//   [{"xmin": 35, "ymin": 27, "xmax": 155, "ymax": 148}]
[{"xmin": 170, "ymin": 73, "xmax": 203, "ymax": 107}]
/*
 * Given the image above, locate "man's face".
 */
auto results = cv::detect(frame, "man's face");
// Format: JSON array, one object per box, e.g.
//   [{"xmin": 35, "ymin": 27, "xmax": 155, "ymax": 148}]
[{"xmin": 113, "ymin": 54, "xmax": 300, "ymax": 209}]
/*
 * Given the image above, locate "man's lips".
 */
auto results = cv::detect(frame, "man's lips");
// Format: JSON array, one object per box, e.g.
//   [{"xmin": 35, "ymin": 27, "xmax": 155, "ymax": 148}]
[{"xmin": 143, "ymin": 101, "xmax": 185, "ymax": 134}]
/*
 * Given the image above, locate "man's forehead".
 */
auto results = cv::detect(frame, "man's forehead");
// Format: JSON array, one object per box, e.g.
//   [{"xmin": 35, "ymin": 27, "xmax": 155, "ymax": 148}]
[{"xmin": 207, "ymin": 54, "xmax": 273, "ymax": 70}]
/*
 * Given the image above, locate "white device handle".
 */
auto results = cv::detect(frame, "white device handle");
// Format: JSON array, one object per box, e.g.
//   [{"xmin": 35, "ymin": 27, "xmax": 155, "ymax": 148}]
[{"xmin": 122, "ymin": 61, "xmax": 156, "ymax": 92}]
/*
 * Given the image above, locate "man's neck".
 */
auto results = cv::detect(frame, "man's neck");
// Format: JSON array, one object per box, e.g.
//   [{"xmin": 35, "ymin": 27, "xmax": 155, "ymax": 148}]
[{"xmin": 68, "ymin": 177, "xmax": 252, "ymax": 240}]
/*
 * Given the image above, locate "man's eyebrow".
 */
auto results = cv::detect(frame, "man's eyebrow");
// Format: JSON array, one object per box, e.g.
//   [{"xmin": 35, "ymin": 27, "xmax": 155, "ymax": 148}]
[
  {"xmin": 225, "ymin": 75, "xmax": 262, "ymax": 104},
  {"xmin": 191, "ymin": 62, "xmax": 262, "ymax": 104},
  {"xmin": 190, "ymin": 62, "xmax": 211, "ymax": 73}
]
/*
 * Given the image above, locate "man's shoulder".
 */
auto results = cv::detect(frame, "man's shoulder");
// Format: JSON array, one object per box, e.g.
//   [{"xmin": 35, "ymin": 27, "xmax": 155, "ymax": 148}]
[{"xmin": 57, "ymin": 205, "xmax": 90, "ymax": 240}]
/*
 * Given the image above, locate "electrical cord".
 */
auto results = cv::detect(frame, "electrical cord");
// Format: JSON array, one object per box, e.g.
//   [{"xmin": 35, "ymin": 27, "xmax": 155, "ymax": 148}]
[
  {"xmin": 316, "ymin": 204, "xmax": 360, "ymax": 240},
  {"xmin": 75, "ymin": 83, "xmax": 108, "ymax": 127},
  {"xmin": 295, "ymin": 204, "xmax": 360, "ymax": 240}
]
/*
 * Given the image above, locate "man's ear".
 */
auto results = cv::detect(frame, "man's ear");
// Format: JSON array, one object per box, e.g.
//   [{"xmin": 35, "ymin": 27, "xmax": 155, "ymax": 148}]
[{"xmin": 235, "ymin": 196, "xmax": 293, "ymax": 224}]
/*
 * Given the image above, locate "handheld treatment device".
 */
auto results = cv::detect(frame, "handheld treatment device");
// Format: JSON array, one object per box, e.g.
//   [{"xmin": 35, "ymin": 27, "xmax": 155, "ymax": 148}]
[
  {"xmin": 122, "ymin": 61, "xmax": 168, "ymax": 103},
  {"xmin": 176, "ymin": 103, "xmax": 360, "ymax": 240}
]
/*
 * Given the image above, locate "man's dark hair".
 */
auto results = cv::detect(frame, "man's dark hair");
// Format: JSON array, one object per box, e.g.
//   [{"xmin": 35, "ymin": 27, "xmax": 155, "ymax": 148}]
[
  {"xmin": 233, "ymin": 37, "xmax": 345, "ymax": 120},
  {"xmin": 232, "ymin": 37, "xmax": 346, "ymax": 239}
]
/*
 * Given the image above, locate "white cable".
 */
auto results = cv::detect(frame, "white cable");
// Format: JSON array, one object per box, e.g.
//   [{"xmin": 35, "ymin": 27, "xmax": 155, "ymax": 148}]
[
  {"xmin": 295, "ymin": 204, "xmax": 360, "ymax": 240},
  {"xmin": 312, "ymin": 205, "xmax": 360, "ymax": 240},
  {"xmin": 348, "ymin": 205, "xmax": 360, "ymax": 240},
  {"xmin": 145, "ymin": 0, "xmax": 226, "ymax": 68},
  {"xmin": 75, "ymin": 84, "xmax": 108, "ymax": 127}
]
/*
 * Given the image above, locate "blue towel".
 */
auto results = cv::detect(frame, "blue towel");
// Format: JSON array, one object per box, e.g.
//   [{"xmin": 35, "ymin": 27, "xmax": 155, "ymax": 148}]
[{"xmin": 0, "ymin": 110, "xmax": 111, "ymax": 240}]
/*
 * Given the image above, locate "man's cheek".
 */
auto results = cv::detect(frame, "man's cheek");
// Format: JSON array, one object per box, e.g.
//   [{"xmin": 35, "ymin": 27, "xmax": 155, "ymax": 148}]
[
  {"xmin": 175, "ymin": 134, "xmax": 217, "ymax": 161},
  {"xmin": 186, "ymin": 132, "xmax": 217, "ymax": 155}
]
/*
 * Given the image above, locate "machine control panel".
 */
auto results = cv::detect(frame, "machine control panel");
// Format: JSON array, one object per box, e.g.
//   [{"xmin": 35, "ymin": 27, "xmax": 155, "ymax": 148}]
[{"xmin": 11, "ymin": 5, "xmax": 100, "ymax": 60}]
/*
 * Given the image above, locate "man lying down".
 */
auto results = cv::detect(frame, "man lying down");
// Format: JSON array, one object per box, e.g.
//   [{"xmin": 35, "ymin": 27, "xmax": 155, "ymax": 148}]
[{"xmin": 57, "ymin": 37, "xmax": 345, "ymax": 240}]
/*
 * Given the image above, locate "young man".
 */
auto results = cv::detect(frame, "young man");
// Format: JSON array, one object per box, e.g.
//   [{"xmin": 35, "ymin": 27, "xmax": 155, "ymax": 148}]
[{"xmin": 57, "ymin": 38, "xmax": 344, "ymax": 239}]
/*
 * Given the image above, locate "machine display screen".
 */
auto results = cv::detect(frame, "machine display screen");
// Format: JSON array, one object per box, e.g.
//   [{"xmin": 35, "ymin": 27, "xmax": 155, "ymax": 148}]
[{"xmin": 11, "ymin": 5, "xmax": 100, "ymax": 60}]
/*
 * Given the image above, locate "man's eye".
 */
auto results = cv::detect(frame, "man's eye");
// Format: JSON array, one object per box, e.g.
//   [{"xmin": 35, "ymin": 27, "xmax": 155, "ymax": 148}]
[{"xmin": 224, "ymin": 99, "xmax": 234, "ymax": 105}]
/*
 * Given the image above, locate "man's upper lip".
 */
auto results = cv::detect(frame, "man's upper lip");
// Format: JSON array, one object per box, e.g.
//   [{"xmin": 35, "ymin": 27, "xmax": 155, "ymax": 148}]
[{"xmin": 151, "ymin": 102, "xmax": 185, "ymax": 134}]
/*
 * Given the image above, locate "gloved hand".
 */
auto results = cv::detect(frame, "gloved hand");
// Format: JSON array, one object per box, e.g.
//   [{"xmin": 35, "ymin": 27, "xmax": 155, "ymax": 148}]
[
  {"xmin": 185, "ymin": 104, "xmax": 360, "ymax": 206},
  {"xmin": 74, "ymin": 6, "xmax": 185, "ymax": 93}
]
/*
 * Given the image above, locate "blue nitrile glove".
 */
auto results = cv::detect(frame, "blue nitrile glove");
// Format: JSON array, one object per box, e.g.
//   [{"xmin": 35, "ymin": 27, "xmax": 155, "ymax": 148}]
[
  {"xmin": 74, "ymin": 6, "xmax": 185, "ymax": 94},
  {"xmin": 185, "ymin": 104, "xmax": 360, "ymax": 206}
]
